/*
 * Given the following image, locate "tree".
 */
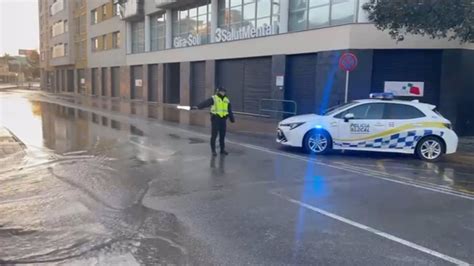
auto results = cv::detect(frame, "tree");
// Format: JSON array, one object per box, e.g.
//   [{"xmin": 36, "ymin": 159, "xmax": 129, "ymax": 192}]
[
  {"xmin": 26, "ymin": 50, "xmax": 40, "ymax": 78},
  {"xmin": 363, "ymin": 0, "xmax": 474, "ymax": 43}
]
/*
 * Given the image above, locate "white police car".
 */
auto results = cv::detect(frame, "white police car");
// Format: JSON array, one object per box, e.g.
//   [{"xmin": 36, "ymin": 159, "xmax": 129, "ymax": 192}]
[{"xmin": 277, "ymin": 93, "xmax": 458, "ymax": 161}]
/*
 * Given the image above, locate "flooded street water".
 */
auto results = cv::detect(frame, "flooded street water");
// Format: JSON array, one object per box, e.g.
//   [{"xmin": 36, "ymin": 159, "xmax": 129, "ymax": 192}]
[
  {"xmin": 0, "ymin": 92, "xmax": 209, "ymax": 264},
  {"xmin": 1, "ymin": 90, "xmax": 473, "ymax": 265}
]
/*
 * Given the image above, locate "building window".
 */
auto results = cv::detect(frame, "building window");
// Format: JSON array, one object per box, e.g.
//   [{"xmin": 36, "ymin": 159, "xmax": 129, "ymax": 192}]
[
  {"xmin": 64, "ymin": 20, "xmax": 68, "ymax": 32},
  {"xmin": 289, "ymin": 0, "xmax": 356, "ymax": 32},
  {"xmin": 52, "ymin": 20, "xmax": 65, "ymax": 37},
  {"xmin": 102, "ymin": 4, "xmax": 107, "ymax": 18},
  {"xmin": 172, "ymin": 2, "xmax": 211, "ymax": 48},
  {"xmin": 218, "ymin": 0, "xmax": 280, "ymax": 31},
  {"xmin": 150, "ymin": 13, "xmax": 166, "ymax": 51},
  {"xmin": 131, "ymin": 20, "xmax": 145, "ymax": 53},
  {"xmin": 91, "ymin": 37, "xmax": 99, "ymax": 52},
  {"xmin": 113, "ymin": 1, "xmax": 121, "ymax": 16},
  {"xmin": 91, "ymin": 9, "xmax": 98, "ymax": 24},
  {"xmin": 112, "ymin": 31, "xmax": 121, "ymax": 49},
  {"xmin": 64, "ymin": 43, "xmax": 68, "ymax": 56}
]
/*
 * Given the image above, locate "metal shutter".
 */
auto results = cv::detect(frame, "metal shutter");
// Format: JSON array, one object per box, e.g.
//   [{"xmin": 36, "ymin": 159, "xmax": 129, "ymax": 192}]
[
  {"xmin": 243, "ymin": 57, "xmax": 272, "ymax": 114},
  {"xmin": 191, "ymin": 61, "xmax": 206, "ymax": 106},
  {"xmin": 67, "ymin": 70, "xmax": 74, "ymax": 92},
  {"xmin": 164, "ymin": 63, "xmax": 180, "ymax": 104},
  {"xmin": 101, "ymin": 67, "xmax": 107, "ymax": 96},
  {"xmin": 372, "ymin": 50, "xmax": 442, "ymax": 105},
  {"xmin": 216, "ymin": 59, "xmax": 245, "ymax": 112},
  {"xmin": 285, "ymin": 54, "xmax": 318, "ymax": 114}
]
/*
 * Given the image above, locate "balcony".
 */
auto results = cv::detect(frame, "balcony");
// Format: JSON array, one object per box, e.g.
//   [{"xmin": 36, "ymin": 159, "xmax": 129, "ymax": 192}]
[
  {"xmin": 119, "ymin": 0, "xmax": 144, "ymax": 21},
  {"xmin": 155, "ymin": 0, "xmax": 206, "ymax": 9}
]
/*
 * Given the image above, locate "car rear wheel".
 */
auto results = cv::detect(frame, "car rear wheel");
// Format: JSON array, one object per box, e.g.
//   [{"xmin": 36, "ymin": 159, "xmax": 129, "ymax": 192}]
[
  {"xmin": 416, "ymin": 136, "xmax": 444, "ymax": 162},
  {"xmin": 303, "ymin": 131, "xmax": 331, "ymax": 154}
]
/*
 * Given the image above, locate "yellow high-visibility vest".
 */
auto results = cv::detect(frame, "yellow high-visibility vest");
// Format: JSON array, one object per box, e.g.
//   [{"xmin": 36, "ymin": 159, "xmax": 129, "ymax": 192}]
[{"xmin": 211, "ymin": 95, "xmax": 230, "ymax": 118}]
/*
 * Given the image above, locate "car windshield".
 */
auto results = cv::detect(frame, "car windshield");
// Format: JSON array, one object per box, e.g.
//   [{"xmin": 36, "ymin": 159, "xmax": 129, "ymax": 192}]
[{"xmin": 322, "ymin": 102, "xmax": 358, "ymax": 116}]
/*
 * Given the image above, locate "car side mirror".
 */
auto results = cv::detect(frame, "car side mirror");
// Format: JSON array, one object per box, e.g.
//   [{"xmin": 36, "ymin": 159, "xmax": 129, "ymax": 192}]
[{"xmin": 344, "ymin": 113, "xmax": 355, "ymax": 122}]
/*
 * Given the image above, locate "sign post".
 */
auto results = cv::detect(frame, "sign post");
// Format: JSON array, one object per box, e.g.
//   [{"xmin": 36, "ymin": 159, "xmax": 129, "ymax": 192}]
[{"xmin": 338, "ymin": 52, "xmax": 358, "ymax": 103}]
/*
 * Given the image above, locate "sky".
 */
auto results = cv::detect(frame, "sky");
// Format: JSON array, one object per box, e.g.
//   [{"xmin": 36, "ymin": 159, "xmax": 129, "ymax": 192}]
[{"xmin": 0, "ymin": 0, "xmax": 39, "ymax": 56}]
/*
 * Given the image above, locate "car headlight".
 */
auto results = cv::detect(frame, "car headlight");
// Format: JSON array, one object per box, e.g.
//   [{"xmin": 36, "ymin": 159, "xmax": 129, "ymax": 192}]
[{"xmin": 280, "ymin": 122, "xmax": 305, "ymax": 130}]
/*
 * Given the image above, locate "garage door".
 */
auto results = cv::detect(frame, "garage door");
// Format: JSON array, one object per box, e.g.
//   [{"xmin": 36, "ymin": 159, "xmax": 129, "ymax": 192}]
[
  {"xmin": 216, "ymin": 57, "xmax": 272, "ymax": 114},
  {"xmin": 372, "ymin": 50, "xmax": 442, "ymax": 105},
  {"xmin": 285, "ymin": 54, "xmax": 318, "ymax": 114},
  {"xmin": 191, "ymin": 62, "xmax": 206, "ymax": 106}
]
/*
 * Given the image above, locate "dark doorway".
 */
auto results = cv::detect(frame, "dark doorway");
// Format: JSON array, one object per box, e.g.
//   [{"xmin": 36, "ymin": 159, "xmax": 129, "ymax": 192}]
[{"xmin": 164, "ymin": 63, "xmax": 180, "ymax": 104}]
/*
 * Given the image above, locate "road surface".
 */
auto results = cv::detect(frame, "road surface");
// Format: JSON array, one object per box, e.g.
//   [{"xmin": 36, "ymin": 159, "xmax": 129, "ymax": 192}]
[{"xmin": 0, "ymin": 90, "xmax": 473, "ymax": 265}]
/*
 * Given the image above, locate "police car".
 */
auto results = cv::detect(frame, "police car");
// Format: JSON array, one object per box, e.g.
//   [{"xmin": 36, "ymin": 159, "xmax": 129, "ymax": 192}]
[{"xmin": 277, "ymin": 93, "xmax": 458, "ymax": 161}]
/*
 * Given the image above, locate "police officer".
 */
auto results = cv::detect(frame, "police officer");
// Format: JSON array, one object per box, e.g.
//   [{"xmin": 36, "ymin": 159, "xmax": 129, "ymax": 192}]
[{"xmin": 193, "ymin": 87, "xmax": 235, "ymax": 156}]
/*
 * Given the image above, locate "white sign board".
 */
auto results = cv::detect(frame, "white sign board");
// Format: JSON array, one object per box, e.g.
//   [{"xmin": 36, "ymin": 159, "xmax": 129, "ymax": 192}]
[
  {"xmin": 276, "ymin": 75, "xmax": 284, "ymax": 87},
  {"xmin": 135, "ymin": 79, "xmax": 142, "ymax": 87},
  {"xmin": 384, "ymin": 81, "xmax": 424, "ymax": 97},
  {"xmin": 80, "ymin": 78, "xmax": 85, "ymax": 84}
]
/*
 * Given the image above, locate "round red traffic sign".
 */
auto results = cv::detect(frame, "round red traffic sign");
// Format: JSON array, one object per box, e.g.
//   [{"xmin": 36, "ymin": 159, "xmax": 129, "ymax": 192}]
[{"xmin": 339, "ymin": 52, "xmax": 358, "ymax": 72}]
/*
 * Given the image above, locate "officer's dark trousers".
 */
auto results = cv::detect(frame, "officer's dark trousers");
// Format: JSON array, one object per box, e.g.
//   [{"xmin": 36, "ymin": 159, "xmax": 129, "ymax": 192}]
[{"xmin": 211, "ymin": 115, "xmax": 227, "ymax": 152}]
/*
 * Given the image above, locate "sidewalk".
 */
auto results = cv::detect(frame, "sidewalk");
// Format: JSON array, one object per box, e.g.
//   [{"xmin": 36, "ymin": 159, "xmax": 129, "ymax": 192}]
[
  {"xmin": 0, "ymin": 84, "xmax": 18, "ymax": 90},
  {"xmin": 0, "ymin": 127, "xmax": 25, "ymax": 160}
]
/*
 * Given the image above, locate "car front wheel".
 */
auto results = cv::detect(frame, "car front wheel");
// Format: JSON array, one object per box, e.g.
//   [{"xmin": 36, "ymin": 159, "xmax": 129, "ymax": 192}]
[
  {"xmin": 416, "ymin": 136, "xmax": 444, "ymax": 162},
  {"xmin": 304, "ymin": 131, "xmax": 331, "ymax": 154}
]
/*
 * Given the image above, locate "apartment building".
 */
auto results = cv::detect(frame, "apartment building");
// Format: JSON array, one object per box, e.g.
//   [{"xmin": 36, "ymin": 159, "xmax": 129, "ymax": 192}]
[{"xmin": 39, "ymin": 0, "xmax": 474, "ymax": 135}]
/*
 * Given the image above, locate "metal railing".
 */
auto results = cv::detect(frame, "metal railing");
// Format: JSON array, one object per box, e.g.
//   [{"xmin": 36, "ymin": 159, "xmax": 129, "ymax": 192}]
[{"xmin": 259, "ymin": 98, "xmax": 297, "ymax": 117}]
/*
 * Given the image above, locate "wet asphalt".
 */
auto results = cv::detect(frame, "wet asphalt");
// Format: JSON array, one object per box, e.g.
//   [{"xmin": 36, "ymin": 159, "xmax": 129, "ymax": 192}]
[{"xmin": 0, "ymin": 90, "xmax": 473, "ymax": 265}]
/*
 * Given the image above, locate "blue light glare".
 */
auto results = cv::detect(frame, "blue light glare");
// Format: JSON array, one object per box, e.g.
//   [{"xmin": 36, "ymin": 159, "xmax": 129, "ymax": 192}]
[{"xmin": 315, "ymin": 125, "xmax": 322, "ymax": 129}]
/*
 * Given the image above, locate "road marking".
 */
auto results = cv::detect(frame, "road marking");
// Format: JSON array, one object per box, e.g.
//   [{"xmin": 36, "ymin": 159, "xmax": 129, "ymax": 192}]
[
  {"xmin": 270, "ymin": 191, "xmax": 470, "ymax": 266},
  {"xmin": 33, "ymin": 94, "xmax": 474, "ymax": 201},
  {"xmin": 228, "ymin": 141, "xmax": 474, "ymax": 200}
]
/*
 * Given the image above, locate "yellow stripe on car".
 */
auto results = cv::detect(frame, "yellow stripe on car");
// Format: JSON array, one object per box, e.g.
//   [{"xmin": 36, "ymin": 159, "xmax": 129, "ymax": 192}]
[{"xmin": 333, "ymin": 122, "xmax": 446, "ymax": 142}]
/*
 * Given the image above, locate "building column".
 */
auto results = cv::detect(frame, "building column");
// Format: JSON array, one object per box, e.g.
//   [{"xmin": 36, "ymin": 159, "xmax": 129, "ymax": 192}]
[
  {"xmin": 126, "ymin": 22, "xmax": 132, "ymax": 54},
  {"xmin": 205, "ymin": 60, "xmax": 216, "ymax": 97},
  {"xmin": 180, "ymin": 62, "xmax": 191, "ymax": 125},
  {"xmin": 279, "ymin": 0, "xmax": 289, "ymax": 34},
  {"xmin": 145, "ymin": 15, "xmax": 151, "ymax": 52},
  {"xmin": 180, "ymin": 62, "xmax": 191, "ymax": 106},
  {"xmin": 165, "ymin": 9, "xmax": 172, "ymax": 49},
  {"xmin": 104, "ymin": 67, "xmax": 111, "ymax": 97},
  {"xmin": 74, "ymin": 69, "xmax": 79, "ymax": 94},
  {"xmin": 210, "ymin": 0, "xmax": 218, "ymax": 43},
  {"xmin": 157, "ymin": 63, "xmax": 165, "ymax": 104},
  {"xmin": 86, "ymin": 68, "xmax": 92, "ymax": 96}
]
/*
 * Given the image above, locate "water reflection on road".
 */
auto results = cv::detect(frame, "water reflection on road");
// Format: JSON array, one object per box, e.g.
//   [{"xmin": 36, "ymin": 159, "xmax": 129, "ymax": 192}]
[{"xmin": 0, "ymin": 95, "xmax": 206, "ymax": 264}]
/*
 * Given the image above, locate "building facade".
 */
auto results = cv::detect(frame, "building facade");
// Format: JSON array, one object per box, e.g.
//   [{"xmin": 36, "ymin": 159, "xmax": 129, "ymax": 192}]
[{"xmin": 39, "ymin": 0, "xmax": 474, "ymax": 135}]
